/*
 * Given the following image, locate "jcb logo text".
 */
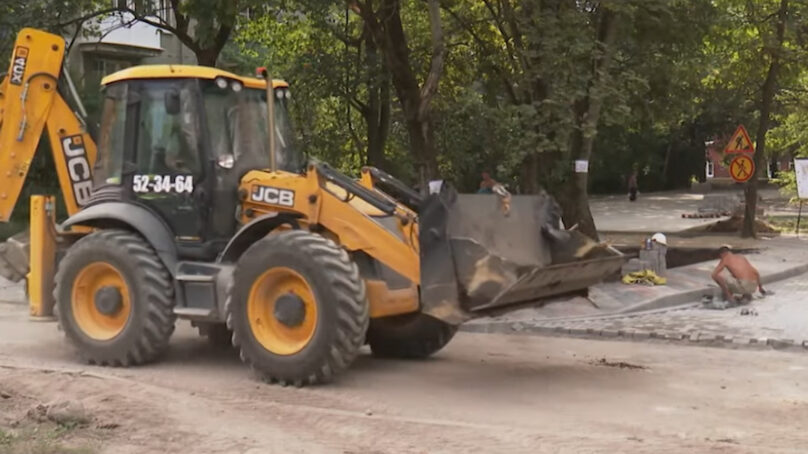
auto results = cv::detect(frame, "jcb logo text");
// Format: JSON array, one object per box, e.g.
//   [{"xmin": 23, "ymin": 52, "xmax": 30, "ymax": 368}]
[
  {"xmin": 251, "ymin": 185, "xmax": 295, "ymax": 207},
  {"xmin": 61, "ymin": 135, "xmax": 93, "ymax": 206},
  {"xmin": 9, "ymin": 47, "xmax": 28, "ymax": 86}
]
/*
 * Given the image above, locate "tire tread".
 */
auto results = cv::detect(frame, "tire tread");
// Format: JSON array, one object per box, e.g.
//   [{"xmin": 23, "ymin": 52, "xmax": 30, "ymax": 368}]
[
  {"xmin": 227, "ymin": 231, "xmax": 369, "ymax": 385},
  {"xmin": 54, "ymin": 229, "xmax": 175, "ymax": 366}
]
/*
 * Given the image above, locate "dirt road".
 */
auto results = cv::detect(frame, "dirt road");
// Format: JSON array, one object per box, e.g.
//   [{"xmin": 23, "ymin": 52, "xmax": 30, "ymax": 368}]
[{"xmin": 1, "ymin": 301, "xmax": 807, "ymax": 453}]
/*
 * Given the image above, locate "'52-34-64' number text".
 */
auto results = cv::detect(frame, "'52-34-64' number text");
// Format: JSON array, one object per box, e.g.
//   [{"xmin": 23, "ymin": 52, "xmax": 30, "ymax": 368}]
[{"xmin": 132, "ymin": 175, "xmax": 194, "ymax": 194}]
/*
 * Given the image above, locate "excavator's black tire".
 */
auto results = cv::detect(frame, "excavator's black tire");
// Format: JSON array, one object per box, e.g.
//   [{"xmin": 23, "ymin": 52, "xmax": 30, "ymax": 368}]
[
  {"xmin": 54, "ymin": 230, "xmax": 175, "ymax": 366},
  {"xmin": 367, "ymin": 313, "xmax": 457, "ymax": 359},
  {"xmin": 226, "ymin": 231, "xmax": 369, "ymax": 386}
]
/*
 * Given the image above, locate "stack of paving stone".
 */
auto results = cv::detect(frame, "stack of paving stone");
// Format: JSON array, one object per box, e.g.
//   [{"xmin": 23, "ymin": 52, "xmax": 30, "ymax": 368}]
[
  {"xmin": 621, "ymin": 242, "xmax": 667, "ymax": 278},
  {"xmin": 698, "ymin": 193, "xmax": 741, "ymax": 216}
]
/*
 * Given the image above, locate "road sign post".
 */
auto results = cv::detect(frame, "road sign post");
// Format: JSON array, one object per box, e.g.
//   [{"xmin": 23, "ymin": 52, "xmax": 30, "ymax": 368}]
[
  {"xmin": 729, "ymin": 154, "xmax": 755, "ymax": 183},
  {"xmin": 724, "ymin": 125, "xmax": 756, "ymax": 184}
]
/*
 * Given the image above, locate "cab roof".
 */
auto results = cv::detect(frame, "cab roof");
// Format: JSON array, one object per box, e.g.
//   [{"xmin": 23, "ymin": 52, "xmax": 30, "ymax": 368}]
[{"xmin": 101, "ymin": 65, "xmax": 289, "ymax": 89}]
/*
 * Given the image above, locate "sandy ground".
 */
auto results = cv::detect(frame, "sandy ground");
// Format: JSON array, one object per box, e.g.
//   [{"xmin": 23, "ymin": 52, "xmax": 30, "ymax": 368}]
[{"xmin": 1, "ymin": 302, "xmax": 808, "ymax": 453}]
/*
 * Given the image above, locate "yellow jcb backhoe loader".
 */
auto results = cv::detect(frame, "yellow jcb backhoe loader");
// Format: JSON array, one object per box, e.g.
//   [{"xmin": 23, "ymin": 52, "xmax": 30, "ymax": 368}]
[{"xmin": 0, "ymin": 28, "xmax": 625, "ymax": 385}]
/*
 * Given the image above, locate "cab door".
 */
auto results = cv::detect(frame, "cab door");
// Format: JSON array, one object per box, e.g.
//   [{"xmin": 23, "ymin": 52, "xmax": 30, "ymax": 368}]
[{"xmin": 129, "ymin": 79, "xmax": 208, "ymax": 241}]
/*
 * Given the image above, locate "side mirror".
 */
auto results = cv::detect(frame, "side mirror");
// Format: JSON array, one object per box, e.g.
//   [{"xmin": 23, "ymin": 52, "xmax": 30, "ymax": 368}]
[
  {"xmin": 164, "ymin": 89, "xmax": 181, "ymax": 115},
  {"xmin": 217, "ymin": 154, "xmax": 235, "ymax": 169}
]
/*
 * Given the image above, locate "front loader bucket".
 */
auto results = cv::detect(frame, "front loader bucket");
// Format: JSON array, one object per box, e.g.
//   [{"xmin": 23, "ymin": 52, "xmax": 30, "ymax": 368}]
[{"xmin": 418, "ymin": 187, "xmax": 625, "ymax": 325}]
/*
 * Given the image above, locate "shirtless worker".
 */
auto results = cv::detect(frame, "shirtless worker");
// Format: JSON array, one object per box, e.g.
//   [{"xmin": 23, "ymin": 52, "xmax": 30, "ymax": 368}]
[
  {"xmin": 712, "ymin": 245, "xmax": 770, "ymax": 304},
  {"xmin": 478, "ymin": 171, "xmax": 497, "ymax": 194}
]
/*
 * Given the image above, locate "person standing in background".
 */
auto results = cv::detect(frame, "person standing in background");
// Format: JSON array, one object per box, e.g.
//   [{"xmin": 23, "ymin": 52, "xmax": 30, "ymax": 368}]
[{"xmin": 627, "ymin": 169, "xmax": 638, "ymax": 202}]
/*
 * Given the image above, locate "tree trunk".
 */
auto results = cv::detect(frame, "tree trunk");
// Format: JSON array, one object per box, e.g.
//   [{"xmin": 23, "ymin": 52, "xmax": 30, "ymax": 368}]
[
  {"xmin": 364, "ymin": 25, "xmax": 391, "ymax": 169},
  {"xmin": 560, "ymin": 7, "xmax": 619, "ymax": 240},
  {"xmin": 366, "ymin": 76, "xmax": 391, "ymax": 168},
  {"xmin": 357, "ymin": 0, "xmax": 445, "ymax": 184},
  {"xmin": 742, "ymin": 0, "xmax": 788, "ymax": 238},
  {"xmin": 521, "ymin": 154, "xmax": 540, "ymax": 194},
  {"xmin": 662, "ymin": 142, "xmax": 674, "ymax": 189},
  {"xmin": 561, "ymin": 97, "xmax": 600, "ymax": 239},
  {"xmin": 195, "ymin": 48, "xmax": 219, "ymax": 67}
]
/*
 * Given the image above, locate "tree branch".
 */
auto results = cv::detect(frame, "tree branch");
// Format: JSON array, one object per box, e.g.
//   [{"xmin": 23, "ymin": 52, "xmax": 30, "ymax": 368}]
[
  {"xmin": 325, "ymin": 20, "xmax": 363, "ymax": 47},
  {"xmin": 346, "ymin": 107, "xmax": 366, "ymax": 158},
  {"xmin": 212, "ymin": 22, "xmax": 232, "ymax": 53},
  {"xmin": 98, "ymin": 15, "xmax": 139, "ymax": 41},
  {"xmin": 132, "ymin": 11, "xmax": 200, "ymax": 52},
  {"xmin": 169, "ymin": 0, "xmax": 189, "ymax": 37},
  {"xmin": 481, "ymin": 0, "xmax": 532, "ymax": 96},
  {"xmin": 418, "ymin": 0, "xmax": 446, "ymax": 121},
  {"xmin": 379, "ymin": 74, "xmax": 391, "ymax": 142},
  {"xmin": 350, "ymin": 97, "xmax": 369, "ymax": 115},
  {"xmin": 442, "ymin": 4, "xmax": 520, "ymax": 104},
  {"xmin": 56, "ymin": 7, "xmax": 122, "ymax": 28},
  {"xmin": 60, "ymin": 3, "xmax": 201, "ymax": 54}
]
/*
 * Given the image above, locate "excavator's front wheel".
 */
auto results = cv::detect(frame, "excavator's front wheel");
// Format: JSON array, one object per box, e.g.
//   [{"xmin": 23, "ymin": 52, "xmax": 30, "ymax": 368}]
[
  {"xmin": 227, "ymin": 231, "xmax": 369, "ymax": 386},
  {"xmin": 367, "ymin": 313, "xmax": 457, "ymax": 359},
  {"xmin": 55, "ymin": 230, "xmax": 175, "ymax": 366}
]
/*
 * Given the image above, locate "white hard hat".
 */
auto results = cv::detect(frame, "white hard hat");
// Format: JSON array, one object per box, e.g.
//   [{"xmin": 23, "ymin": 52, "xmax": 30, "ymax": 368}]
[{"xmin": 651, "ymin": 233, "xmax": 667, "ymax": 245}]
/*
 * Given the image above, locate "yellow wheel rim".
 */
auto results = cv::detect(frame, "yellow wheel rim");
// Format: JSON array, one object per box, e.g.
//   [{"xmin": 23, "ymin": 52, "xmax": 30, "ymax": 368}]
[
  {"xmin": 71, "ymin": 262, "xmax": 131, "ymax": 341},
  {"xmin": 247, "ymin": 267, "xmax": 318, "ymax": 355}
]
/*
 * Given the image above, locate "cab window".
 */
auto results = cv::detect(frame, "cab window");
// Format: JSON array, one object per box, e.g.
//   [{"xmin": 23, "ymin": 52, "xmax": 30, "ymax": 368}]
[{"xmin": 134, "ymin": 80, "xmax": 202, "ymax": 176}]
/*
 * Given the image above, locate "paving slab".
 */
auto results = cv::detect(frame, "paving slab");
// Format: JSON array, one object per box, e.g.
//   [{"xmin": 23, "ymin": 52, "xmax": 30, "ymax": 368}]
[{"xmin": 0, "ymin": 276, "xmax": 25, "ymax": 305}]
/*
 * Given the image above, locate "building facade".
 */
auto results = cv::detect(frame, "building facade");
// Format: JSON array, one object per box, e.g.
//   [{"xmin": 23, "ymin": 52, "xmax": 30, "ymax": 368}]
[{"xmin": 66, "ymin": 1, "xmax": 196, "ymax": 91}]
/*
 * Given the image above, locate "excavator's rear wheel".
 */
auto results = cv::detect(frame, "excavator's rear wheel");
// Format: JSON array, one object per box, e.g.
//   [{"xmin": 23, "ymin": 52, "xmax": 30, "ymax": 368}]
[
  {"xmin": 227, "ymin": 231, "xmax": 369, "ymax": 386},
  {"xmin": 55, "ymin": 230, "xmax": 175, "ymax": 366},
  {"xmin": 367, "ymin": 313, "xmax": 457, "ymax": 359}
]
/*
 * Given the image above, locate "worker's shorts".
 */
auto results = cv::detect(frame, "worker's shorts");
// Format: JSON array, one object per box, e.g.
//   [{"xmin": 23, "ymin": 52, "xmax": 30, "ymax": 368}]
[{"xmin": 722, "ymin": 270, "xmax": 757, "ymax": 296}]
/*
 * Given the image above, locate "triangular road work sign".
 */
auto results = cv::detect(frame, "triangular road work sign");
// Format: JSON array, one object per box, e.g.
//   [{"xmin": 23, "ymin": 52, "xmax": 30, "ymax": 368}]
[{"xmin": 723, "ymin": 125, "xmax": 755, "ymax": 154}]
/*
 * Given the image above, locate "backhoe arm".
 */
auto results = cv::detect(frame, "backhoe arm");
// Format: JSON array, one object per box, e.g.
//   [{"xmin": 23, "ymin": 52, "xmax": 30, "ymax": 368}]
[{"xmin": 0, "ymin": 28, "xmax": 96, "ymax": 222}]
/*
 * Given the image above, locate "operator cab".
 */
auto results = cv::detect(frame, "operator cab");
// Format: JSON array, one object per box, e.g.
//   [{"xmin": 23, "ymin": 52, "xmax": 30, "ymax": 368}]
[{"xmin": 91, "ymin": 65, "xmax": 303, "ymax": 260}]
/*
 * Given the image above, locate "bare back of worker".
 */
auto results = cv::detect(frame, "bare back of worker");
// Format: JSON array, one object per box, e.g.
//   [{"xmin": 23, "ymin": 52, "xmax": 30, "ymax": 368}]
[
  {"xmin": 721, "ymin": 253, "xmax": 758, "ymax": 282},
  {"xmin": 711, "ymin": 246, "xmax": 766, "ymax": 303}
]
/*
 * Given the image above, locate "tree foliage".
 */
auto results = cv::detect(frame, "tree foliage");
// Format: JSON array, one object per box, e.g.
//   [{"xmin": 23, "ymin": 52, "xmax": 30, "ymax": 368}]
[
  {"xmin": 0, "ymin": 0, "xmax": 99, "ymax": 64},
  {"xmin": 8, "ymin": 0, "xmax": 808, "ymax": 238},
  {"xmin": 700, "ymin": 0, "xmax": 808, "ymax": 237}
]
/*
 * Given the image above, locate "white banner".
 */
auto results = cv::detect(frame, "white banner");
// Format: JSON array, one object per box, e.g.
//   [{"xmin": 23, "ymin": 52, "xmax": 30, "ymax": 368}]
[{"xmin": 795, "ymin": 158, "xmax": 808, "ymax": 199}]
